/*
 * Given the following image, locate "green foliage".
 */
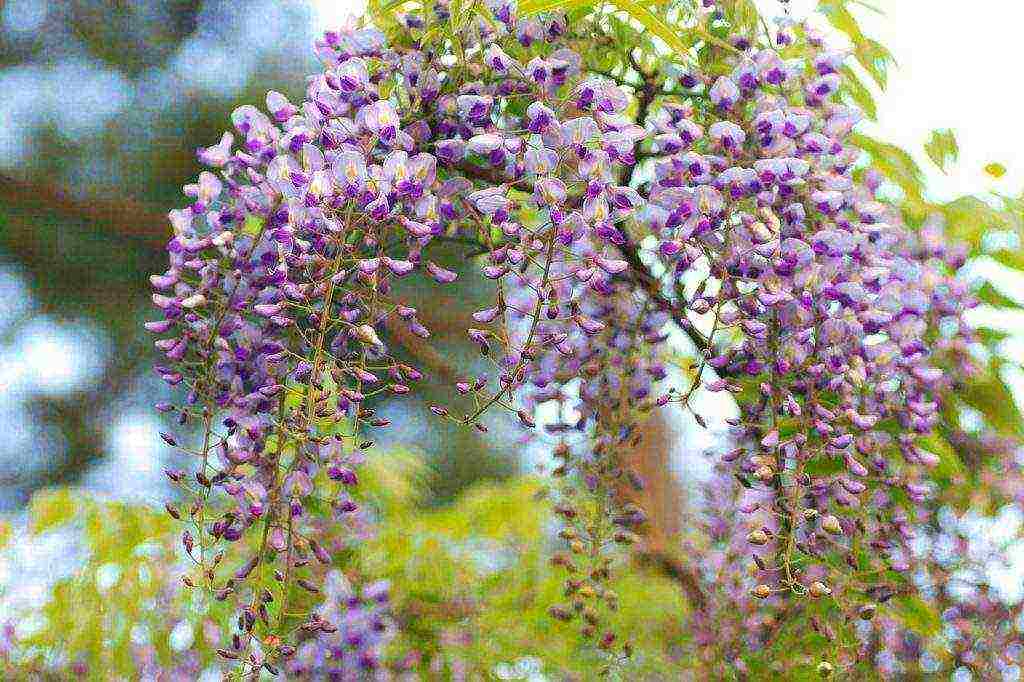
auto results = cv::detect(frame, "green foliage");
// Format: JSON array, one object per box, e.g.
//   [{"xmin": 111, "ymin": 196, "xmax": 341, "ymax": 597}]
[
  {"xmin": 13, "ymin": 491, "xmax": 199, "ymax": 679},
  {"xmin": 7, "ymin": 458, "xmax": 691, "ymax": 679},
  {"xmin": 924, "ymin": 128, "xmax": 959, "ymax": 174},
  {"xmin": 985, "ymin": 162, "xmax": 1007, "ymax": 179},
  {"xmin": 818, "ymin": 0, "xmax": 895, "ymax": 88},
  {"xmin": 362, "ymin": 473, "xmax": 690, "ymax": 677}
]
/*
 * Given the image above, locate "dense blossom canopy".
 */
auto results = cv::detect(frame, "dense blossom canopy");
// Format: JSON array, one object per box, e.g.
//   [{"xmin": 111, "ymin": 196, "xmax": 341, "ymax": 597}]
[{"xmin": 115, "ymin": 0, "xmax": 1024, "ymax": 678}]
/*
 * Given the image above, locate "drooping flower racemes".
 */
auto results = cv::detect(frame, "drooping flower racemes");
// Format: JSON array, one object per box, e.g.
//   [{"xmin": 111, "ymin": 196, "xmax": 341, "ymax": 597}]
[{"xmin": 145, "ymin": 0, "xmax": 1015, "ymax": 676}]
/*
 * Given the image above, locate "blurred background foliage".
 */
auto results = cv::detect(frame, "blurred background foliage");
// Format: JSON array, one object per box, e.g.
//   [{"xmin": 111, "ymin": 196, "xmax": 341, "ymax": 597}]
[{"xmin": 0, "ymin": 0, "xmax": 1023, "ymax": 679}]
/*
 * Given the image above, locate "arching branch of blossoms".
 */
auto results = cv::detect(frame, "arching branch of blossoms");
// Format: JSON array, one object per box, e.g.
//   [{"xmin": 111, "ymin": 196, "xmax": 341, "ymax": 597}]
[{"xmin": 135, "ymin": 2, "xmax": 1022, "ymax": 678}]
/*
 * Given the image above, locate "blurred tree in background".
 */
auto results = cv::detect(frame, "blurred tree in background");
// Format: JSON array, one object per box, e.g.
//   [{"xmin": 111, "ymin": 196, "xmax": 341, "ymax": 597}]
[{"xmin": 0, "ymin": 0, "xmax": 516, "ymax": 507}]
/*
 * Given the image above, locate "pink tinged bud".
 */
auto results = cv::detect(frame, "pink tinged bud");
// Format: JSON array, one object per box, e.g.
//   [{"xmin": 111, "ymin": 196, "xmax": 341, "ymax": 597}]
[
  {"xmin": 915, "ymin": 447, "xmax": 941, "ymax": 468},
  {"xmin": 269, "ymin": 527, "xmax": 287, "ymax": 552},
  {"xmin": 312, "ymin": 542, "xmax": 331, "ymax": 564},
  {"xmin": 594, "ymin": 257, "xmax": 628, "ymax": 274},
  {"xmin": 467, "ymin": 133, "xmax": 503, "ymax": 155},
  {"xmin": 150, "ymin": 272, "xmax": 178, "ymax": 289},
  {"xmin": 761, "ymin": 430, "xmax": 779, "ymax": 448},
  {"xmin": 145, "ymin": 319, "xmax": 174, "ymax": 334},
  {"xmin": 384, "ymin": 257, "xmax": 415, "ymax": 276},
  {"xmin": 401, "ymin": 218, "xmax": 433, "ymax": 238},
  {"xmin": 846, "ymin": 455, "xmax": 869, "ymax": 477},
  {"xmin": 576, "ymin": 316, "xmax": 606, "ymax": 336},
  {"xmin": 354, "ymin": 324, "xmax": 383, "ymax": 347},
  {"xmin": 408, "ymin": 319, "xmax": 430, "ymax": 338},
  {"xmin": 181, "ymin": 294, "xmax": 207, "ymax": 309},
  {"xmin": 473, "ymin": 306, "xmax": 500, "ymax": 323},
  {"xmin": 426, "ymin": 262, "xmax": 458, "ymax": 283},
  {"xmin": 741, "ymin": 319, "xmax": 767, "ymax": 338},
  {"xmin": 840, "ymin": 478, "xmax": 866, "ymax": 495},
  {"xmin": 197, "ymin": 131, "xmax": 233, "ymax": 167},
  {"xmin": 254, "ymin": 302, "xmax": 283, "ymax": 317},
  {"xmin": 905, "ymin": 482, "xmax": 929, "ymax": 501},
  {"xmin": 482, "ymin": 265, "xmax": 507, "ymax": 279},
  {"xmin": 830, "ymin": 433, "xmax": 854, "ymax": 449},
  {"xmin": 912, "ymin": 366, "xmax": 943, "ymax": 384},
  {"xmin": 152, "ymin": 294, "xmax": 175, "ymax": 310}
]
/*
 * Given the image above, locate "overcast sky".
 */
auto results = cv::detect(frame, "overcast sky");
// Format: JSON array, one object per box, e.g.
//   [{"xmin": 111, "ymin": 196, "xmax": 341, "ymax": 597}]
[{"xmin": 311, "ymin": 0, "xmax": 1022, "ymax": 201}]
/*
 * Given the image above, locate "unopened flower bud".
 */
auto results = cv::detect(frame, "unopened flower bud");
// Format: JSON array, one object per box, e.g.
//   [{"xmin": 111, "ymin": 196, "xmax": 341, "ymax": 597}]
[
  {"xmin": 747, "ymin": 529, "xmax": 769, "ymax": 545},
  {"xmin": 809, "ymin": 581, "xmax": 832, "ymax": 598},
  {"xmin": 821, "ymin": 514, "xmax": 843, "ymax": 535},
  {"xmin": 354, "ymin": 324, "xmax": 383, "ymax": 347}
]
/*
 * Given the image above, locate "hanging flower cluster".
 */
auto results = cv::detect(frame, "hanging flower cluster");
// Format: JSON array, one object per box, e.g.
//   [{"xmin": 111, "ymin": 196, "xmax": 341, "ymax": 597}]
[
  {"xmin": 285, "ymin": 572, "xmax": 393, "ymax": 678},
  {"xmin": 144, "ymin": 0, "xmax": 1014, "ymax": 676},
  {"xmin": 634, "ymin": 25, "xmax": 979, "ymax": 607}
]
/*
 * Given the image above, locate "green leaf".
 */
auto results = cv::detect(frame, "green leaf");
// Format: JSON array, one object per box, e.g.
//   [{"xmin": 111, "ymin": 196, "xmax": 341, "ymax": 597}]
[
  {"xmin": 985, "ymin": 162, "xmax": 1007, "ymax": 178},
  {"xmin": 518, "ymin": 0, "xmax": 594, "ymax": 15},
  {"xmin": 960, "ymin": 362, "xmax": 1024, "ymax": 439},
  {"xmin": 992, "ymin": 246, "xmax": 1024, "ymax": 272},
  {"xmin": 818, "ymin": 1, "xmax": 893, "ymax": 88},
  {"xmin": 606, "ymin": 0, "xmax": 739, "ymax": 56},
  {"xmin": 804, "ymin": 456, "xmax": 845, "ymax": 477},
  {"xmin": 915, "ymin": 433, "xmax": 963, "ymax": 480},
  {"xmin": 892, "ymin": 595, "xmax": 942, "ymax": 637},
  {"xmin": 938, "ymin": 195, "xmax": 1015, "ymax": 248},
  {"xmin": 840, "ymin": 65, "xmax": 877, "ymax": 120},
  {"xmin": 924, "ymin": 128, "xmax": 958, "ymax": 174},
  {"xmin": 851, "ymin": 133, "xmax": 925, "ymax": 201},
  {"xmin": 854, "ymin": 38, "xmax": 894, "ymax": 89},
  {"xmin": 974, "ymin": 281, "xmax": 1022, "ymax": 309}
]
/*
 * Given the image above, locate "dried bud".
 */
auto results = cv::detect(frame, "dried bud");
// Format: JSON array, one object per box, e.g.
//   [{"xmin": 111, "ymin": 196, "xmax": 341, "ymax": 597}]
[
  {"xmin": 821, "ymin": 514, "xmax": 843, "ymax": 535},
  {"xmin": 752, "ymin": 584, "xmax": 772, "ymax": 599},
  {"xmin": 354, "ymin": 324, "xmax": 383, "ymax": 347},
  {"xmin": 548, "ymin": 606, "xmax": 573, "ymax": 622},
  {"xmin": 746, "ymin": 529, "xmax": 769, "ymax": 546},
  {"xmin": 809, "ymin": 581, "xmax": 832, "ymax": 598}
]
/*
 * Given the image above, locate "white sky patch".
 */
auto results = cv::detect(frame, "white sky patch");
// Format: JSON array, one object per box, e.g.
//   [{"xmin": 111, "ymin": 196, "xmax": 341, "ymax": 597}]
[
  {"xmin": 311, "ymin": 0, "xmax": 367, "ymax": 33},
  {"xmin": 766, "ymin": 0, "xmax": 1023, "ymax": 199},
  {"xmin": 4, "ymin": 317, "xmax": 108, "ymax": 396}
]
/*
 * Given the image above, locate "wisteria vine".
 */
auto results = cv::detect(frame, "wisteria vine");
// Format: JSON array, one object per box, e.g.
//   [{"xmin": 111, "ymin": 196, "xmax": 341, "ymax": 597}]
[{"xmin": 144, "ymin": 0, "xmax": 1022, "ymax": 677}]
